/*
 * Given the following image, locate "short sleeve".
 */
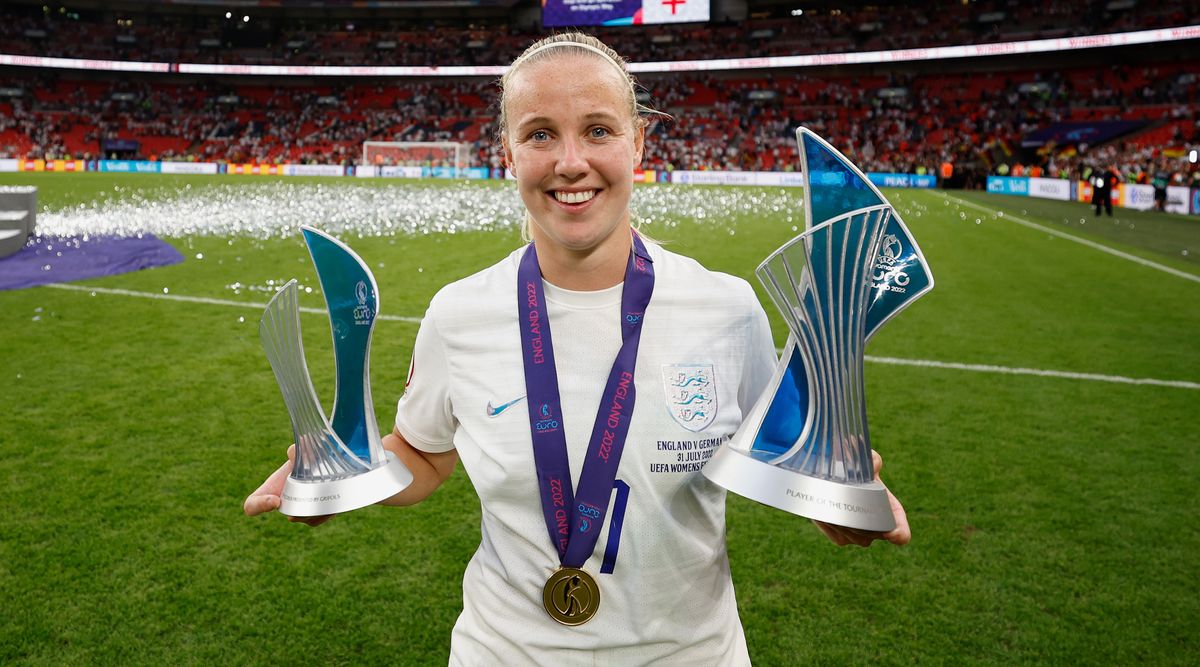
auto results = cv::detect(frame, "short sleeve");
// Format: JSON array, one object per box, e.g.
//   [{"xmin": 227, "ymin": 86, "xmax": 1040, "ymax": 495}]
[
  {"xmin": 738, "ymin": 293, "xmax": 778, "ymax": 416},
  {"xmin": 394, "ymin": 306, "xmax": 457, "ymax": 453}
]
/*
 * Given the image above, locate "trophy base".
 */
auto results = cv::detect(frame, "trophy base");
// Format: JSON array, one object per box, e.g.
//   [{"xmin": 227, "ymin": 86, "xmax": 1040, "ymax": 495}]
[
  {"xmin": 279, "ymin": 451, "xmax": 413, "ymax": 517},
  {"xmin": 702, "ymin": 445, "xmax": 896, "ymax": 532}
]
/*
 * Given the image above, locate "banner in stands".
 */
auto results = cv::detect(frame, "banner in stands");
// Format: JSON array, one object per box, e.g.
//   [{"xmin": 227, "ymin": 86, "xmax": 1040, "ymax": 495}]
[
  {"xmin": 867, "ymin": 173, "xmax": 937, "ymax": 189},
  {"xmin": 984, "ymin": 177, "xmax": 1200, "ymax": 215},
  {"xmin": 6, "ymin": 26, "xmax": 1199, "ymax": 77},
  {"xmin": 97, "ymin": 160, "xmax": 160, "ymax": 173},
  {"xmin": 353, "ymin": 167, "xmax": 902, "ymax": 187},
  {"xmin": 160, "ymin": 161, "xmax": 219, "ymax": 175},
  {"xmin": 360, "ymin": 165, "xmax": 490, "ymax": 180},
  {"xmin": 670, "ymin": 170, "xmax": 806, "ymax": 187},
  {"xmin": 986, "ymin": 176, "xmax": 1030, "ymax": 196},
  {"xmin": 542, "ymin": 0, "xmax": 710, "ymax": 28},
  {"xmin": 228, "ymin": 164, "xmax": 282, "ymax": 175},
  {"xmin": 1028, "ymin": 177, "xmax": 1071, "ymax": 201},
  {"xmin": 282, "ymin": 164, "xmax": 345, "ymax": 177},
  {"xmin": 381, "ymin": 166, "xmax": 423, "ymax": 178},
  {"xmin": 1165, "ymin": 186, "xmax": 1190, "ymax": 215},
  {"xmin": 1021, "ymin": 121, "xmax": 1146, "ymax": 148},
  {"xmin": 1118, "ymin": 183, "xmax": 1156, "ymax": 210},
  {"xmin": 14, "ymin": 159, "xmax": 84, "ymax": 172},
  {"xmin": 0, "ymin": 159, "xmax": 17, "ymax": 173},
  {"xmin": 426, "ymin": 166, "xmax": 458, "ymax": 179}
]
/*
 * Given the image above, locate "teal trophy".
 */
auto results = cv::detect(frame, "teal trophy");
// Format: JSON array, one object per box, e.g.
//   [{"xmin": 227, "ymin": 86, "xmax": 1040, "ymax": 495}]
[
  {"xmin": 702, "ymin": 128, "xmax": 934, "ymax": 531},
  {"xmin": 259, "ymin": 226, "xmax": 412, "ymax": 516}
]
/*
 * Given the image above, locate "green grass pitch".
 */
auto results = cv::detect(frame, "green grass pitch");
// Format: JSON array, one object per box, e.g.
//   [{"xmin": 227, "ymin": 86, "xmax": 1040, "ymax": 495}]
[{"xmin": 1, "ymin": 173, "xmax": 1198, "ymax": 665}]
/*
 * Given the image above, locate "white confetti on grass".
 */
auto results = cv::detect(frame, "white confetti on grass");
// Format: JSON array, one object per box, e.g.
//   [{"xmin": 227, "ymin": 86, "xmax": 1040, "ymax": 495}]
[{"xmin": 34, "ymin": 181, "xmax": 805, "ymax": 239}]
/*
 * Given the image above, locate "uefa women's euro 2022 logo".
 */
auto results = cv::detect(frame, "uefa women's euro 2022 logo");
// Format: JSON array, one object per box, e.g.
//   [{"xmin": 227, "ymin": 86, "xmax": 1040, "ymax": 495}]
[
  {"xmin": 352, "ymin": 280, "xmax": 373, "ymax": 325},
  {"xmin": 873, "ymin": 233, "xmax": 911, "ymax": 295},
  {"xmin": 661, "ymin": 364, "xmax": 716, "ymax": 432}
]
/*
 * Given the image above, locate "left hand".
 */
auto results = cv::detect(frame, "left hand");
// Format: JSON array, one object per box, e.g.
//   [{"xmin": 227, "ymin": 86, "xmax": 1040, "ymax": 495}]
[
  {"xmin": 812, "ymin": 450, "xmax": 911, "ymax": 547},
  {"xmin": 243, "ymin": 445, "xmax": 335, "ymax": 527}
]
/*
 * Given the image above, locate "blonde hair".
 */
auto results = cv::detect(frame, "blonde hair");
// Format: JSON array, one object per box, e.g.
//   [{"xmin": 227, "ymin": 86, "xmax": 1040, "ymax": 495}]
[
  {"xmin": 498, "ymin": 32, "xmax": 649, "ymax": 141},
  {"xmin": 497, "ymin": 33, "xmax": 664, "ymax": 242}
]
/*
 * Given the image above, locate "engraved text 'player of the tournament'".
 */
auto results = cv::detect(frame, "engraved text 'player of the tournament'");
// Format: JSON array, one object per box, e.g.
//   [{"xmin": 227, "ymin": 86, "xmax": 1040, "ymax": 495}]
[
  {"xmin": 702, "ymin": 128, "xmax": 934, "ymax": 531},
  {"xmin": 259, "ymin": 226, "xmax": 412, "ymax": 517}
]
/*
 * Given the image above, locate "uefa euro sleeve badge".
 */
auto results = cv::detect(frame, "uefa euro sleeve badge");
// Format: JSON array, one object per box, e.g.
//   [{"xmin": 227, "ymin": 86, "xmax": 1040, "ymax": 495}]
[
  {"xmin": 702, "ymin": 128, "xmax": 934, "ymax": 531},
  {"xmin": 258, "ymin": 226, "xmax": 412, "ymax": 516}
]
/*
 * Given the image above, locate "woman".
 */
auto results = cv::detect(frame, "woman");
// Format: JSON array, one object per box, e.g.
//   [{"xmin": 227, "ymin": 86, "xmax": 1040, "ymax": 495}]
[{"xmin": 246, "ymin": 33, "xmax": 909, "ymax": 665}]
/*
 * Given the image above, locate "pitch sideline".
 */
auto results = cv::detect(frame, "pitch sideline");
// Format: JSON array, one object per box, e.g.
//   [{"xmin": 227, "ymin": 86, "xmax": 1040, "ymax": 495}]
[
  {"xmin": 43, "ymin": 282, "xmax": 1200, "ymax": 391},
  {"xmin": 44, "ymin": 282, "xmax": 422, "ymax": 323},
  {"xmin": 934, "ymin": 191, "xmax": 1200, "ymax": 285}
]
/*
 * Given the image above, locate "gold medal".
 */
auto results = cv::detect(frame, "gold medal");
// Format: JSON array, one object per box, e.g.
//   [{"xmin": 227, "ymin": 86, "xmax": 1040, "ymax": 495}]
[{"xmin": 542, "ymin": 567, "xmax": 600, "ymax": 626}]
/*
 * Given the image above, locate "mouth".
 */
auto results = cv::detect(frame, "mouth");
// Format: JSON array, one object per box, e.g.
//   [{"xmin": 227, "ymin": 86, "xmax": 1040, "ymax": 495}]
[{"xmin": 550, "ymin": 189, "xmax": 598, "ymax": 206}]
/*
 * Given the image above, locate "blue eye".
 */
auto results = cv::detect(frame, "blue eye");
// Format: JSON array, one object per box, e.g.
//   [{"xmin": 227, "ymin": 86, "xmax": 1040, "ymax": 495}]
[
  {"xmin": 530, "ymin": 130, "xmax": 550, "ymax": 142},
  {"xmin": 590, "ymin": 127, "xmax": 610, "ymax": 139}
]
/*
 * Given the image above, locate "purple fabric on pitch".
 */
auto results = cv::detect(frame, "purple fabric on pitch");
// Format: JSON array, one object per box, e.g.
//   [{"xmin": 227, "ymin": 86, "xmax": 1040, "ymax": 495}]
[{"xmin": 0, "ymin": 234, "xmax": 184, "ymax": 291}]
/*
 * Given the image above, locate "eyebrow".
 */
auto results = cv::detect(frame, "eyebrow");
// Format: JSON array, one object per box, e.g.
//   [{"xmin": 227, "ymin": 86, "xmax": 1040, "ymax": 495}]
[{"xmin": 515, "ymin": 111, "xmax": 623, "ymax": 130}]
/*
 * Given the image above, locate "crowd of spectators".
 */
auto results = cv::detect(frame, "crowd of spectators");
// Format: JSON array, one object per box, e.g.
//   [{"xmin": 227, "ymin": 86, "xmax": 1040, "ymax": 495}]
[
  {"xmin": 3, "ymin": 60, "xmax": 1197, "ymax": 186},
  {"xmin": 1, "ymin": 0, "xmax": 1197, "ymax": 67},
  {"xmin": 7, "ymin": 60, "xmax": 1200, "ymax": 182},
  {"xmin": 2, "ymin": 0, "xmax": 1198, "ymax": 184}
]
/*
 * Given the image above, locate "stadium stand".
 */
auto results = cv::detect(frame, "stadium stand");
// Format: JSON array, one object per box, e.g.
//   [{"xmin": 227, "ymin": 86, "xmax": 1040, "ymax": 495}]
[
  {"xmin": 1, "ymin": 0, "xmax": 1197, "ymax": 187},
  {"xmin": 2, "ymin": 0, "xmax": 1197, "ymax": 65}
]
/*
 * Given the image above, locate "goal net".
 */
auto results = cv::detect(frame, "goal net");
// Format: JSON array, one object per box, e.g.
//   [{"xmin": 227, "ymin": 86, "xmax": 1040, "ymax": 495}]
[{"xmin": 362, "ymin": 141, "xmax": 468, "ymax": 177}]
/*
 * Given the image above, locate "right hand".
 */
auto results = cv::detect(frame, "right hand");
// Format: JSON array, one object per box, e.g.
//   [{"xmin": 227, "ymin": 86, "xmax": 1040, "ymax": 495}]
[{"xmin": 243, "ymin": 444, "xmax": 335, "ymax": 527}]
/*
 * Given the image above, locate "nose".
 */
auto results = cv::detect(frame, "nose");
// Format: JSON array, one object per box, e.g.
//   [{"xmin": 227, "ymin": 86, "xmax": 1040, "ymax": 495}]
[{"xmin": 555, "ymin": 135, "xmax": 589, "ymax": 179}]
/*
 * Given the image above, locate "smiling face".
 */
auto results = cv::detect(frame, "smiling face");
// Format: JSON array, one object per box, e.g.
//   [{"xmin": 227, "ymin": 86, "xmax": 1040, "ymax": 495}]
[{"xmin": 502, "ymin": 52, "xmax": 644, "ymax": 259}]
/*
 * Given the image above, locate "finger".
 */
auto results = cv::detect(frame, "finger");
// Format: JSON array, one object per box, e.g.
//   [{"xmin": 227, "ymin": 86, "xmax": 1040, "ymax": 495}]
[
  {"xmin": 834, "ymin": 487, "xmax": 911, "ymax": 547},
  {"xmin": 243, "ymin": 455, "xmax": 295, "ymax": 516},
  {"xmin": 816, "ymin": 518, "xmax": 895, "ymax": 548},
  {"xmin": 243, "ymin": 492, "xmax": 281, "ymax": 517},
  {"xmin": 261, "ymin": 458, "xmax": 293, "ymax": 490},
  {"xmin": 812, "ymin": 520, "xmax": 850, "ymax": 546},
  {"xmin": 883, "ymin": 487, "xmax": 912, "ymax": 546},
  {"xmin": 871, "ymin": 450, "xmax": 911, "ymax": 545},
  {"xmin": 813, "ymin": 520, "xmax": 873, "ymax": 547},
  {"xmin": 834, "ymin": 526, "xmax": 877, "ymax": 547}
]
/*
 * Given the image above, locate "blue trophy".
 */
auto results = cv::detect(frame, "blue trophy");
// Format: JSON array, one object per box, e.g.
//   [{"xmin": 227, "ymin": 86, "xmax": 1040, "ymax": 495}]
[
  {"xmin": 259, "ymin": 226, "xmax": 412, "ymax": 517},
  {"xmin": 702, "ymin": 128, "xmax": 934, "ymax": 531}
]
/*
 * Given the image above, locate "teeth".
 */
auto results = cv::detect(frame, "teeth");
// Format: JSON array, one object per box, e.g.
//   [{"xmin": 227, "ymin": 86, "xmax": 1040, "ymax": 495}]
[{"xmin": 554, "ymin": 190, "xmax": 596, "ymax": 204}]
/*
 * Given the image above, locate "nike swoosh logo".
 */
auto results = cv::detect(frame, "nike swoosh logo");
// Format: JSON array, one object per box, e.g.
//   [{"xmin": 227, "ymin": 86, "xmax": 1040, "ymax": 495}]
[{"xmin": 486, "ymin": 396, "xmax": 526, "ymax": 417}]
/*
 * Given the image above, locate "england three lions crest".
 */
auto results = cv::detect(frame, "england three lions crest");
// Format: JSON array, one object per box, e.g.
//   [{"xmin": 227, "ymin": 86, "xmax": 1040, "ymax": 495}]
[{"xmin": 662, "ymin": 364, "xmax": 717, "ymax": 432}]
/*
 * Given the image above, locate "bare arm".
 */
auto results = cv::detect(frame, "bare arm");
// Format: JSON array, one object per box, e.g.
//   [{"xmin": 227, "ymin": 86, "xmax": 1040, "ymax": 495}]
[
  {"xmin": 243, "ymin": 427, "xmax": 457, "ymax": 524},
  {"xmin": 377, "ymin": 427, "xmax": 458, "ymax": 506}
]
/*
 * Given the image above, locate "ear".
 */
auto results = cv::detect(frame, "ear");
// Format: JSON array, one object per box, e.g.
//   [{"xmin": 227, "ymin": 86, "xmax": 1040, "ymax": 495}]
[
  {"xmin": 502, "ymin": 136, "xmax": 515, "ymax": 176},
  {"xmin": 633, "ymin": 123, "xmax": 645, "ymax": 165}
]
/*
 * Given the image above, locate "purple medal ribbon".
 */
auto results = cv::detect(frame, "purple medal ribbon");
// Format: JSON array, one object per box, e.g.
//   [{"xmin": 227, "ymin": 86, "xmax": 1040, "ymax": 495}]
[{"xmin": 517, "ymin": 234, "xmax": 655, "ymax": 569}]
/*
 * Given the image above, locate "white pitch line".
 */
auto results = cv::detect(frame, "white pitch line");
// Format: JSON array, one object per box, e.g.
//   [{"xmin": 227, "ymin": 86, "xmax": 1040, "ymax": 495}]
[
  {"xmin": 864, "ymin": 354, "xmax": 1200, "ymax": 390},
  {"xmin": 43, "ymin": 282, "xmax": 1198, "ymax": 390},
  {"xmin": 934, "ymin": 191, "xmax": 1200, "ymax": 284},
  {"xmin": 41, "ymin": 282, "xmax": 422, "ymax": 323}
]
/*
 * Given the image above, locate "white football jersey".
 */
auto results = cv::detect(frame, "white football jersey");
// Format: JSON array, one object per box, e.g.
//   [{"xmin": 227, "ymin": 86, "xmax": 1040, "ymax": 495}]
[{"xmin": 396, "ymin": 241, "xmax": 776, "ymax": 666}]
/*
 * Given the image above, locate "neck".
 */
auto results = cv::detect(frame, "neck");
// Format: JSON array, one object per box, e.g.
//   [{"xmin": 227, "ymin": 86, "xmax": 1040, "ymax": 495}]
[{"xmin": 532, "ymin": 229, "xmax": 634, "ymax": 291}]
